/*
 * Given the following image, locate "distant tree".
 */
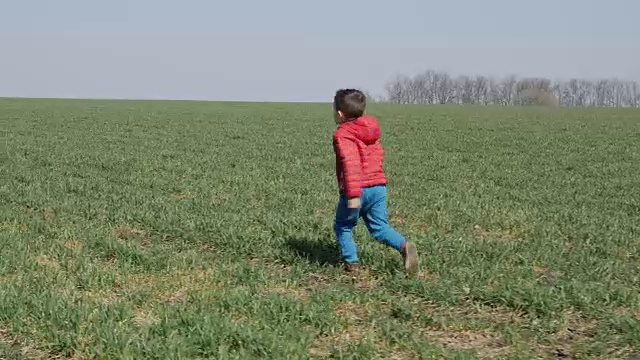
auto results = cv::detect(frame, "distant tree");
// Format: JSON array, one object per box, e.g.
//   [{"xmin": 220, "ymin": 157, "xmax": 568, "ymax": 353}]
[
  {"xmin": 362, "ymin": 90, "xmax": 386, "ymax": 103},
  {"xmin": 457, "ymin": 75, "xmax": 474, "ymax": 104},
  {"xmin": 474, "ymin": 75, "xmax": 490, "ymax": 105},
  {"xmin": 381, "ymin": 68, "xmax": 639, "ymax": 108},
  {"xmin": 514, "ymin": 78, "xmax": 558, "ymax": 106},
  {"xmin": 517, "ymin": 88, "xmax": 559, "ymax": 107}
]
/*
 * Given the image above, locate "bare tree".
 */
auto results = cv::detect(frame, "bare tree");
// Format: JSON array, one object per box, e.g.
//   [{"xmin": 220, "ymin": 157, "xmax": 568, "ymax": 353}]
[
  {"xmin": 434, "ymin": 72, "xmax": 455, "ymax": 104},
  {"xmin": 630, "ymin": 81, "xmax": 640, "ymax": 107},
  {"xmin": 381, "ymin": 68, "xmax": 639, "ymax": 108},
  {"xmin": 362, "ymin": 90, "xmax": 386, "ymax": 103},
  {"xmin": 416, "ymin": 70, "xmax": 436, "ymax": 104},
  {"xmin": 384, "ymin": 75, "xmax": 410, "ymax": 104},
  {"xmin": 457, "ymin": 75, "xmax": 474, "ymax": 104},
  {"xmin": 474, "ymin": 76, "xmax": 490, "ymax": 105},
  {"xmin": 500, "ymin": 75, "xmax": 517, "ymax": 106}
]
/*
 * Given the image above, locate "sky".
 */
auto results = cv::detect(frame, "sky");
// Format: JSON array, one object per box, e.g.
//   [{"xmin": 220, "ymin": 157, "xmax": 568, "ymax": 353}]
[{"xmin": 1, "ymin": 0, "xmax": 639, "ymax": 102}]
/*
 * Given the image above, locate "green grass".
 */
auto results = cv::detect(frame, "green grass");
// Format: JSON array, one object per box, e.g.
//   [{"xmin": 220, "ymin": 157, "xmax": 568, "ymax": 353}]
[{"xmin": 1, "ymin": 98, "xmax": 639, "ymax": 359}]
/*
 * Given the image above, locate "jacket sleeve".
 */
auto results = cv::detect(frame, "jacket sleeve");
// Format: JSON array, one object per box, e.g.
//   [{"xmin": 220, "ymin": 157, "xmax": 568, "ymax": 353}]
[{"xmin": 333, "ymin": 132, "xmax": 362, "ymax": 198}]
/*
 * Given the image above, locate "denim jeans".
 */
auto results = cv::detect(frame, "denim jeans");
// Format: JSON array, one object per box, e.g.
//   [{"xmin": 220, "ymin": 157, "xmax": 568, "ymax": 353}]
[{"xmin": 334, "ymin": 185, "xmax": 406, "ymax": 263}]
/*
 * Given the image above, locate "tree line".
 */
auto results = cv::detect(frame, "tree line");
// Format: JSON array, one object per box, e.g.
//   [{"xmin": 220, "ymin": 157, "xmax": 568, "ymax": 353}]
[{"xmin": 370, "ymin": 69, "xmax": 640, "ymax": 108}]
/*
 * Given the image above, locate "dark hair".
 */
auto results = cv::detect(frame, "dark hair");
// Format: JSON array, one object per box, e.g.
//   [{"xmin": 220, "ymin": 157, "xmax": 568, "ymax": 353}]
[{"xmin": 333, "ymin": 89, "xmax": 366, "ymax": 120}]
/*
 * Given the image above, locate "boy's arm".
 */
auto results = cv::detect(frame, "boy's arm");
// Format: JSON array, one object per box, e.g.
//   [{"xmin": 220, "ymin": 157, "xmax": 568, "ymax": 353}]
[{"xmin": 333, "ymin": 132, "xmax": 362, "ymax": 203}]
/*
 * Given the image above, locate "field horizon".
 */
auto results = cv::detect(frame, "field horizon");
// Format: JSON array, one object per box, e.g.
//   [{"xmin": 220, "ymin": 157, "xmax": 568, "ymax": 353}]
[{"xmin": 1, "ymin": 99, "xmax": 639, "ymax": 359}]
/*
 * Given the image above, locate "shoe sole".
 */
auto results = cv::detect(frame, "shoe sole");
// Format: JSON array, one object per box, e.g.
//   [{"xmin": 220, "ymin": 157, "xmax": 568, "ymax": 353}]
[{"xmin": 404, "ymin": 242, "xmax": 419, "ymax": 274}]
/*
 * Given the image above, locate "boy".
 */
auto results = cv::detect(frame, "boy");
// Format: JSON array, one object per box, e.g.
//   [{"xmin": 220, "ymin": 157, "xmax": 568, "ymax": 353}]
[{"xmin": 332, "ymin": 88, "xmax": 419, "ymax": 274}]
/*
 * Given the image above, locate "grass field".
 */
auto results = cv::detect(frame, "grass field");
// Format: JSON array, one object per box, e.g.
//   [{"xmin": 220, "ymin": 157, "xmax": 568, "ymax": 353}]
[{"xmin": 1, "ymin": 98, "xmax": 639, "ymax": 359}]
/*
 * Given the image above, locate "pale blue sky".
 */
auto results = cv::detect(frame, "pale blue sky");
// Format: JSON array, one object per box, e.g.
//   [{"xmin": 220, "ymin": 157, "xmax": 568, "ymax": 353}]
[{"xmin": 1, "ymin": 0, "xmax": 638, "ymax": 101}]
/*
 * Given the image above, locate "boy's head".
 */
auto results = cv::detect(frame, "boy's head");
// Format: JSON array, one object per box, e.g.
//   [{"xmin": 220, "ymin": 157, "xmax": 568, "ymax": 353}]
[{"xmin": 333, "ymin": 89, "xmax": 366, "ymax": 124}]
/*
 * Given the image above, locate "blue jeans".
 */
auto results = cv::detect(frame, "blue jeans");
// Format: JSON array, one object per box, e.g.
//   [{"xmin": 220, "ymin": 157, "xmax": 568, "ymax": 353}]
[{"xmin": 334, "ymin": 185, "xmax": 406, "ymax": 264}]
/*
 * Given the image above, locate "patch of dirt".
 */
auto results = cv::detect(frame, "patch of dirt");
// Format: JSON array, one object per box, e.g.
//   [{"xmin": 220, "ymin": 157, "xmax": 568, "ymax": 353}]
[
  {"xmin": 63, "ymin": 239, "xmax": 82, "ymax": 251},
  {"xmin": 334, "ymin": 301, "xmax": 371, "ymax": 323},
  {"xmin": 415, "ymin": 270, "xmax": 439, "ymax": 282},
  {"xmin": 307, "ymin": 301, "xmax": 378, "ymax": 357},
  {"xmin": 258, "ymin": 271, "xmax": 327, "ymax": 302},
  {"xmin": 0, "ymin": 222, "xmax": 28, "ymax": 233},
  {"xmin": 261, "ymin": 285, "xmax": 311, "ymax": 302},
  {"xmin": 319, "ymin": 298, "xmax": 533, "ymax": 359},
  {"xmin": 210, "ymin": 191, "xmax": 231, "ymax": 206},
  {"xmin": 337, "ymin": 294, "xmax": 525, "ymax": 346},
  {"xmin": 614, "ymin": 307, "xmax": 640, "ymax": 320},
  {"xmin": 305, "ymin": 272, "xmax": 334, "ymax": 290},
  {"xmin": 313, "ymin": 208, "xmax": 330, "ymax": 219},
  {"xmin": 622, "ymin": 350, "xmax": 640, "ymax": 360},
  {"xmin": 254, "ymin": 258, "xmax": 292, "ymax": 274},
  {"xmin": 254, "ymin": 272, "xmax": 342, "ymax": 300},
  {"xmin": 532, "ymin": 266, "xmax": 562, "ymax": 285},
  {"xmin": 34, "ymin": 255, "xmax": 60, "ymax": 271},
  {"xmin": 0, "ymin": 326, "xmax": 50, "ymax": 360},
  {"xmin": 80, "ymin": 267, "xmax": 221, "ymax": 306},
  {"xmin": 112, "ymin": 224, "xmax": 150, "ymax": 246},
  {"xmin": 0, "ymin": 327, "xmax": 12, "ymax": 344},
  {"xmin": 171, "ymin": 192, "xmax": 193, "ymax": 200},
  {"xmin": 337, "ymin": 267, "xmax": 383, "ymax": 290},
  {"xmin": 473, "ymin": 225, "xmax": 519, "ymax": 242},
  {"xmin": 126, "ymin": 267, "xmax": 221, "ymax": 304},
  {"xmin": 308, "ymin": 323, "xmax": 418, "ymax": 359},
  {"xmin": 421, "ymin": 300, "xmax": 526, "ymax": 327},
  {"xmin": 0, "ymin": 273, "xmax": 17, "ymax": 285},
  {"xmin": 163, "ymin": 288, "xmax": 189, "ymax": 304},
  {"xmin": 332, "ymin": 302, "xmax": 424, "ymax": 357},
  {"xmin": 43, "ymin": 207, "xmax": 56, "ymax": 219},
  {"xmin": 132, "ymin": 308, "xmax": 160, "ymax": 327},
  {"xmin": 532, "ymin": 266, "xmax": 548, "ymax": 274},
  {"xmin": 79, "ymin": 289, "xmax": 121, "ymax": 305},
  {"xmin": 308, "ymin": 327, "xmax": 376, "ymax": 358},
  {"xmin": 389, "ymin": 215, "xmax": 406, "ymax": 225},
  {"xmin": 536, "ymin": 310, "xmax": 598, "ymax": 358},
  {"xmin": 376, "ymin": 297, "xmax": 525, "ymax": 349},
  {"xmin": 376, "ymin": 351, "xmax": 419, "ymax": 360},
  {"xmin": 426, "ymin": 328, "xmax": 511, "ymax": 359},
  {"xmin": 389, "ymin": 214, "xmax": 430, "ymax": 234}
]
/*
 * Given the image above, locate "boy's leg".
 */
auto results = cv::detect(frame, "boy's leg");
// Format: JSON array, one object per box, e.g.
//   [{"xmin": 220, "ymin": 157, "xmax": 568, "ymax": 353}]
[
  {"xmin": 334, "ymin": 194, "xmax": 360, "ymax": 266},
  {"xmin": 361, "ymin": 185, "xmax": 419, "ymax": 273},
  {"xmin": 360, "ymin": 186, "xmax": 406, "ymax": 251}
]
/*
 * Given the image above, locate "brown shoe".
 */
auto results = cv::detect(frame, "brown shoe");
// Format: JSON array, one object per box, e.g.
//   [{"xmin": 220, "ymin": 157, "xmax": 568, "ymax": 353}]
[
  {"xmin": 401, "ymin": 242, "xmax": 419, "ymax": 274},
  {"xmin": 344, "ymin": 262, "xmax": 360, "ymax": 273}
]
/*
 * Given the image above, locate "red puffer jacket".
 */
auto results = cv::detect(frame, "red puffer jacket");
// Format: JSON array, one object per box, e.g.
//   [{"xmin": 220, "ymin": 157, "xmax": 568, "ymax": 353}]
[{"xmin": 332, "ymin": 115, "xmax": 387, "ymax": 198}]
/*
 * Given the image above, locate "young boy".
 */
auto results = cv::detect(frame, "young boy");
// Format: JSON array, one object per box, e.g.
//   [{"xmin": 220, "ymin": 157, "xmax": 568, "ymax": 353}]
[{"xmin": 332, "ymin": 88, "xmax": 419, "ymax": 274}]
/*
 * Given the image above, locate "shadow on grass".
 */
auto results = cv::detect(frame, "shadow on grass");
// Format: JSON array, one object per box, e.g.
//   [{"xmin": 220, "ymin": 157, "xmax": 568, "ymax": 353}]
[{"xmin": 284, "ymin": 237, "xmax": 341, "ymax": 267}]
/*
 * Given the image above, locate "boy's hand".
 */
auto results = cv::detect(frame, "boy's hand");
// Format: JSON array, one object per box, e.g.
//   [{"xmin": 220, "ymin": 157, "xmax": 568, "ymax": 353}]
[{"xmin": 347, "ymin": 197, "xmax": 361, "ymax": 209}]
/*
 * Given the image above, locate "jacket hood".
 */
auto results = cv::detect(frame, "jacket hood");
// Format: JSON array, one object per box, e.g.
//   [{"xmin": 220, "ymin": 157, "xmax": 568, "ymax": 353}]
[{"xmin": 342, "ymin": 115, "xmax": 380, "ymax": 145}]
